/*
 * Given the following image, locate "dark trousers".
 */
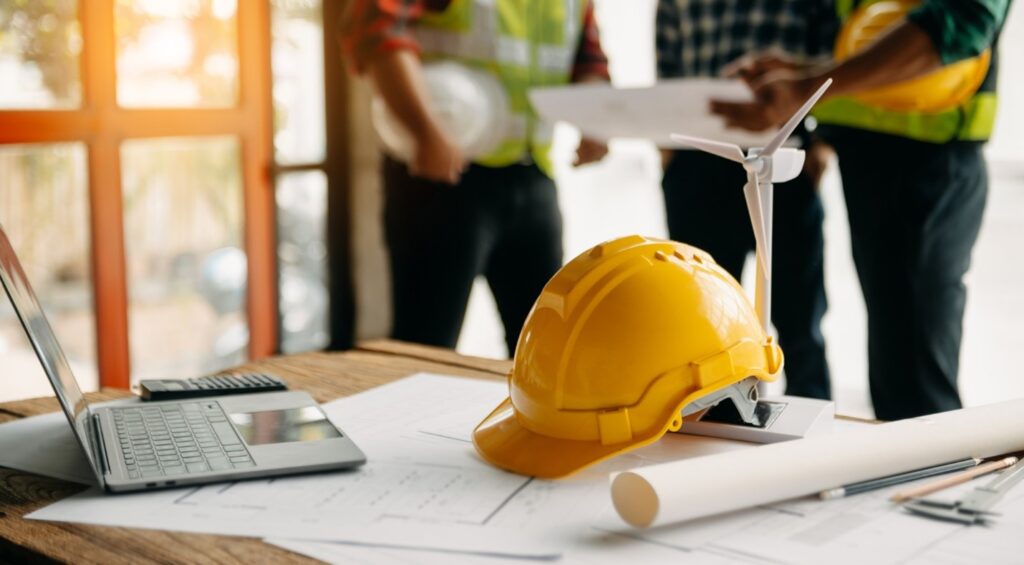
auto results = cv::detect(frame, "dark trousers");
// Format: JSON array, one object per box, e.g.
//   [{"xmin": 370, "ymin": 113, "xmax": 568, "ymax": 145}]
[
  {"xmin": 383, "ymin": 158, "xmax": 563, "ymax": 356},
  {"xmin": 662, "ymin": 150, "xmax": 831, "ymax": 399},
  {"xmin": 828, "ymin": 129, "xmax": 988, "ymax": 420}
]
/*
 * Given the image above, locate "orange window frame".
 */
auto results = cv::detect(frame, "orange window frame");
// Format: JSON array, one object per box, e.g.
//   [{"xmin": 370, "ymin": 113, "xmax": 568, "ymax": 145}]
[{"xmin": 0, "ymin": 0, "xmax": 278, "ymax": 389}]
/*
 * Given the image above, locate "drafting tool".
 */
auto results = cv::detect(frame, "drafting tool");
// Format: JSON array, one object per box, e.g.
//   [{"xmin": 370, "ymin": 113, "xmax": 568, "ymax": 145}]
[{"xmin": 902, "ymin": 459, "xmax": 1024, "ymax": 525}]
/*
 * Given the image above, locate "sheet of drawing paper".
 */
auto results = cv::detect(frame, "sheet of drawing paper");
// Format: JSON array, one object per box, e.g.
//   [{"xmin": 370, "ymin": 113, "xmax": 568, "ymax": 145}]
[
  {"xmin": 25, "ymin": 374, "xmax": 748, "ymax": 557},
  {"xmin": 264, "ymin": 533, "xmax": 755, "ymax": 565},
  {"xmin": 529, "ymin": 79, "xmax": 789, "ymax": 149},
  {"xmin": 716, "ymin": 476, "xmax": 1021, "ymax": 565},
  {"xmin": 268, "ymin": 470, "xmax": 1024, "ymax": 565},
  {"xmin": 0, "ymin": 397, "xmax": 138, "ymax": 485}
]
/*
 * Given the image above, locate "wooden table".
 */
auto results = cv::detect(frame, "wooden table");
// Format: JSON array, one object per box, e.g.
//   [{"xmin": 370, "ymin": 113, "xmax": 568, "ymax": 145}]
[{"xmin": 0, "ymin": 340, "xmax": 510, "ymax": 564}]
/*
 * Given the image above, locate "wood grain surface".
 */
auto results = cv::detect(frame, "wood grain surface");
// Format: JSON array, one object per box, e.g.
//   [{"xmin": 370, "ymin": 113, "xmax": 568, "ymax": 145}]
[{"xmin": 0, "ymin": 341, "xmax": 510, "ymax": 564}]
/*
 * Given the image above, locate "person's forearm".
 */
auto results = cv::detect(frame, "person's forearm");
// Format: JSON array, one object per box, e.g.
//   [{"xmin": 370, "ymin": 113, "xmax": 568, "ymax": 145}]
[
  {"xmin": 367, "ymin": 49, "xmax": 442, "ymax": 140},
  {"xmin": 809, "ymin": 20, "xmax": 942, "ymax": 97}
]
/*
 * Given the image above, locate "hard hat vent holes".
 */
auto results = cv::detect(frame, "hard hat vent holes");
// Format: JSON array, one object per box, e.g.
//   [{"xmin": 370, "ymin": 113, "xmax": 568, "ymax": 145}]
[{"xmin": 670, "ymin": 417, "xmax": 682, "ymax": 432}]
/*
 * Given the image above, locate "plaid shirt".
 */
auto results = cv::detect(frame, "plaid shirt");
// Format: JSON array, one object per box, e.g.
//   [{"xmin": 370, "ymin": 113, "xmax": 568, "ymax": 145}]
[{"xmin": 656, "ymin": 0, "xmax": 838, "ymax": 79}]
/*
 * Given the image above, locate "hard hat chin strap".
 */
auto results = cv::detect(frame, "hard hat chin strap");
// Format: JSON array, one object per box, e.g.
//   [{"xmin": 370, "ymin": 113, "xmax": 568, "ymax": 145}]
[{"xmin": 681, "ymin": 376, "xmax": 762, "ymax": 427}]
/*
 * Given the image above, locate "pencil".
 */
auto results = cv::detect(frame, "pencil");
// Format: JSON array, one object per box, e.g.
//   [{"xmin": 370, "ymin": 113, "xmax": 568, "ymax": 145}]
[
  {"xmin": 818, "ymin": 458, "xmax": 981, "ymax": 500},
  {"xmin": 890, "ymin": 456, "xmax": 1019, "ymax": 503}
]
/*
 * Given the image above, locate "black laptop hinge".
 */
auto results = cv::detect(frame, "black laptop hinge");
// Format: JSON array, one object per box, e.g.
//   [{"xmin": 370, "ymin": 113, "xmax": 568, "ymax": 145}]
[{"xmin": 91, "ymin": 413, "xmax": 111, "ymax": 477}]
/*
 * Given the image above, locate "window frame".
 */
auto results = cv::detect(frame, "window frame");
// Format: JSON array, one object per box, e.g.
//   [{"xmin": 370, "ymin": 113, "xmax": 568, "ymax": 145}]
[{"xmin": 0, "ymin": 0, "xmax": 278, "ymax": 388}]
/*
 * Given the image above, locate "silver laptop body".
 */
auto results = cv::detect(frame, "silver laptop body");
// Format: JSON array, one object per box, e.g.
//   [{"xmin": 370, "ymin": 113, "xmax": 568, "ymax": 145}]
[{"xmin": 0, "ymin": 222, "xmax": 365, "ymax": 493}]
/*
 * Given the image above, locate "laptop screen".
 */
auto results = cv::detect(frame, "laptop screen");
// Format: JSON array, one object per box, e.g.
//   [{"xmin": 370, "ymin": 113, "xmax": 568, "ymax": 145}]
[{"xmin": 0, "ymin": 223, "xmax": 102, "ymax": 481}]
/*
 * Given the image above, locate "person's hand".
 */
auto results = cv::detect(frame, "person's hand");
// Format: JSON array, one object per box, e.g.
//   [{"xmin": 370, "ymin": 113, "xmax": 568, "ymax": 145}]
[
  {"xmin": 659, "ymin": 148, "xmax": 674, "ymax": 170},
  {"xmin": 574, "ymin": 137, "xmax": 608, "ymax": 167},
  {"xmin": 708, "ymin": 97, "xmax": 777, "ymax": 131},
  {"xmin": 753, "ymin": 71, "xmax": 819, "ymax": 126},
  {"xmin": 802, "ymin": 138, "xmax": 833, "ymax": 187},
  {"xmin": 410, "ymin": 126, "xmax": 466, "ymax": 184},
  {"xmin": 710, "ymin": 71, "xmax": 817, "ymax": 132},
  {"xmin": 722, "ymin": 50, "xmax": 806, "ymax": 84}
]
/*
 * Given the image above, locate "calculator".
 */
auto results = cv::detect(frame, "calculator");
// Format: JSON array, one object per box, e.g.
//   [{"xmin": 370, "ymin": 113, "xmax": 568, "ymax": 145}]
[{"xmin": 139, "ymin": 372, "xmax": 288, "ymax": 401}]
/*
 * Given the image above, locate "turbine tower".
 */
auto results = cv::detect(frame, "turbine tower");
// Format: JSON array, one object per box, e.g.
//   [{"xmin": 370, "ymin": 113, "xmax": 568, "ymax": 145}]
[{"xmin": 671, "ymin": 79, "xmax": 833, "ymax": 331}]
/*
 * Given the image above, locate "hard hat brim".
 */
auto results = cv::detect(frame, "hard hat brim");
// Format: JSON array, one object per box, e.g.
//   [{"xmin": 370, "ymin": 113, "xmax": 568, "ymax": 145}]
[{"xmin": 473, "ymin": 397, "xmax": 644, "ymax": 479}]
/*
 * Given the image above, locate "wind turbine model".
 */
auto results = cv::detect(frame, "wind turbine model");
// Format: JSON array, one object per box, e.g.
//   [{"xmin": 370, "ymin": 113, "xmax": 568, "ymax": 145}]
[{"xmin": 671, "ymin": 79, "xmax": 833, "ymax": 332}]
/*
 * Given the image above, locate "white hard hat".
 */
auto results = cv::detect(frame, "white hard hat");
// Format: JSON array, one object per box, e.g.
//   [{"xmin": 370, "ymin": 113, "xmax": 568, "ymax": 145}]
[{"xmin": 372, "ymin": 61, "xmax": 508, "ymax": 162}]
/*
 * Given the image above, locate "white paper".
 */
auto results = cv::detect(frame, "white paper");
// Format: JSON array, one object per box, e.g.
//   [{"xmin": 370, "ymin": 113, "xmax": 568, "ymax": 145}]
[
  {"xmin": 264, "ymin": 535, "xmax": 762, "ymax": 565},
  {"xmin": 594, "ymin": 471, "xmax": 1024, "ymax": 565},
  {"xmin": 26, "ymin": 376, "xmax": 550, "ymax": 557},
  {"xmin": 270, "ymin": 465, "xmax": 1024, "ymax": 565},
  {"xmin": 529, "ymin": 78, "xmax": 788, "ymax": 149},
  {"xmin": 25, "ymin": 375, "xmax": 751, "ymax": 557},
  {"xmin": 23, "ymin": 373, "xmax": 1023, "ymax": 563},
  {"xmin": 611, "ymin": 399, "xmax": 1024, "ymax": 528},
  {"xmin": 901, "ymin": 478, "xmax": 1024, "ymax": 564},
  {"xmin": 0, "ymin": 411, "xmax": 97, "ymax": 485},
  {"xmin": 0, "ymin": 397, "xmax": 138, "ymax": 485},
  {"xmin": 717, "ymin": 480, "xmax": 985, "ymax": 565}
]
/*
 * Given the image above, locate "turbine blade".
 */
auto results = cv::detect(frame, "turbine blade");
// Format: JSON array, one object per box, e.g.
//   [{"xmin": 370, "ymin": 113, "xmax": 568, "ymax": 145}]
[
  {"xmin": 670, "ymin": 133, "xmax": 746, "ymax": 163},
  {"xmin": 762, "ymin": 78, "xmax": 833, "ymax": 156}
]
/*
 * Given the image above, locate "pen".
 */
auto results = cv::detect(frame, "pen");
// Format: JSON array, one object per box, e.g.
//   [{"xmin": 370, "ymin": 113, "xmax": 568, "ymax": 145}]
[
  {"xmin": 819, "ymin": 458, "xmax": 981, "ymax": 500},
  {"xmin": 890, "ymin": 456, "xmax": 1019, "ymax": 503}
]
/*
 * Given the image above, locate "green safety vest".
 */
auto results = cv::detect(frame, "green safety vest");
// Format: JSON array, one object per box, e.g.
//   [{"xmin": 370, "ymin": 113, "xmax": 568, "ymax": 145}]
[
  {"xmin": 814, "ymin": 0, "xmax": 998, "ymax": 143},
  {"xmin": 414, "ymin": 0, "xmax": 586, "ymax": 175}
]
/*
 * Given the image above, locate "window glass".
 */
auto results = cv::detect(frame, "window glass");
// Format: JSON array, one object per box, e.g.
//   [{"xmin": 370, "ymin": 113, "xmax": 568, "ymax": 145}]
[
  {"xmin": 0, "ymin": 0, "xmax": 82, "ymax": 108},
  {"xmin": 276, "ymin": 170, "xmax": 328, "ymax": 353},
  {"xmin": 0, "ymin": 143, "xmax": 96, "ymax": 400},
  {"xmin": 121, "ymin": 136, "xmax": 247, "ymax": 382},
  {"xmin": 115, "ymin": 0, "xmax": 238, "ymax": 107},
  {"xmin": 271, "ymin": 0, "xmax": 325, "ymax": 164}
]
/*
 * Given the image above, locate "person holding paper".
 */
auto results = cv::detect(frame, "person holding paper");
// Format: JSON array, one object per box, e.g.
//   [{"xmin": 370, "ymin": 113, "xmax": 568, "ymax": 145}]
[
  {"xmin": 655, "ymin": 0, "xmax": 837, "ymax": 400},
  {"xmin": 339, "ymin": 1, "xmax": 610, "ymax": 355},
  {"xmin": 713, "ymin": 0, "xmax": 1011, "ymax": 419}
]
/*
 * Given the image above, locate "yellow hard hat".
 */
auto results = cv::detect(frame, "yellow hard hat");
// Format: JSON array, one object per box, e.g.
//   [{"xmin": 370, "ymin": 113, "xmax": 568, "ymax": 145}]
[
  {"xmin": 835, "ymin": 0, "xmax": 990, "ymax": 113},
  {"xmin": 473, "ymin": 236, "xmax": 783, "ymax": 478}
]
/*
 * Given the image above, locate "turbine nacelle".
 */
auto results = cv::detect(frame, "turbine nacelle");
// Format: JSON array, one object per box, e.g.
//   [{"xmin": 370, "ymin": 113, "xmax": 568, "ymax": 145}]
[
  {"xmin": 734, "ymin": 148, "xmax": 803, "ymax": 182},
  {"xmin": 764, "ymin": 148, "xmax": 804, "ymax": 183}
]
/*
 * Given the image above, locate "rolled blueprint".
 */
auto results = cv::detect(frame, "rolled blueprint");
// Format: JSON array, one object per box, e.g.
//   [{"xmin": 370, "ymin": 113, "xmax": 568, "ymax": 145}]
[{"xmin": 611, "ymin": 399, "xmax": 1024, "ymax": 528}]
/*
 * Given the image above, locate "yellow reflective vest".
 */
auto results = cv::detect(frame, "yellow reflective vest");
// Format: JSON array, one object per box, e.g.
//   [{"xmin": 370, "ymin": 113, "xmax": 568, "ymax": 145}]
[
  {"xmin": 414, "ymin": 0, "xmax": 586, "ymax": 175},
  {"xmin": 814, "ymin": 0, "xmax": 998, "ymax": 143}
]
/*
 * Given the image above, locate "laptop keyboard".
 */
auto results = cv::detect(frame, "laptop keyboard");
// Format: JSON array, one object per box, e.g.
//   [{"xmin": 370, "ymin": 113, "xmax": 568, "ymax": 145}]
[{"xmin": 113, "ymin": 402, "xmax": 254, "ymax": 480}]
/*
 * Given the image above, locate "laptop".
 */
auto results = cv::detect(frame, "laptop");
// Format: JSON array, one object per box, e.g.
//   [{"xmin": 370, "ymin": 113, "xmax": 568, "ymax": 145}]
[{"xmin": 0, "ymin": 222, "xmax": 366, "ymax": 492}]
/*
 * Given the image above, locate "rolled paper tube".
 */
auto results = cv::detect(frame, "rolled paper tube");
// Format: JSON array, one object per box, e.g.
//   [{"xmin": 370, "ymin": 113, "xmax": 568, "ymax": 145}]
[{"xmin": 611, "ymin": 399, "xmax": 1024, "ymax": 528}]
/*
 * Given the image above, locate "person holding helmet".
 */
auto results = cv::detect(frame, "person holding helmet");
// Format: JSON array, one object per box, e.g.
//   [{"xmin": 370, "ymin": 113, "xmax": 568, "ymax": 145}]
[
  {"xmin": 655, "ymin": 0, "xmax": 837, "ymax": 401},
  {"xmin": 712, "ymin": 0, "xmax": 1012, "ymax": 420},
  {"xmin": 340, "ymin": 0, "xmax": 611, "ymax": 355}
]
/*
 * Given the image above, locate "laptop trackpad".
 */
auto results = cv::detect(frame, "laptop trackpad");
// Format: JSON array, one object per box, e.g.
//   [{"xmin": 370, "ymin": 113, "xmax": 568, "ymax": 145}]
[
  {"xmin": 214, "ymin": 391, "xmax": 362, "ymax": 468},
  {"xmin": 228, "ymin": 407, "xmax": 342, "ymax": 445}
]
